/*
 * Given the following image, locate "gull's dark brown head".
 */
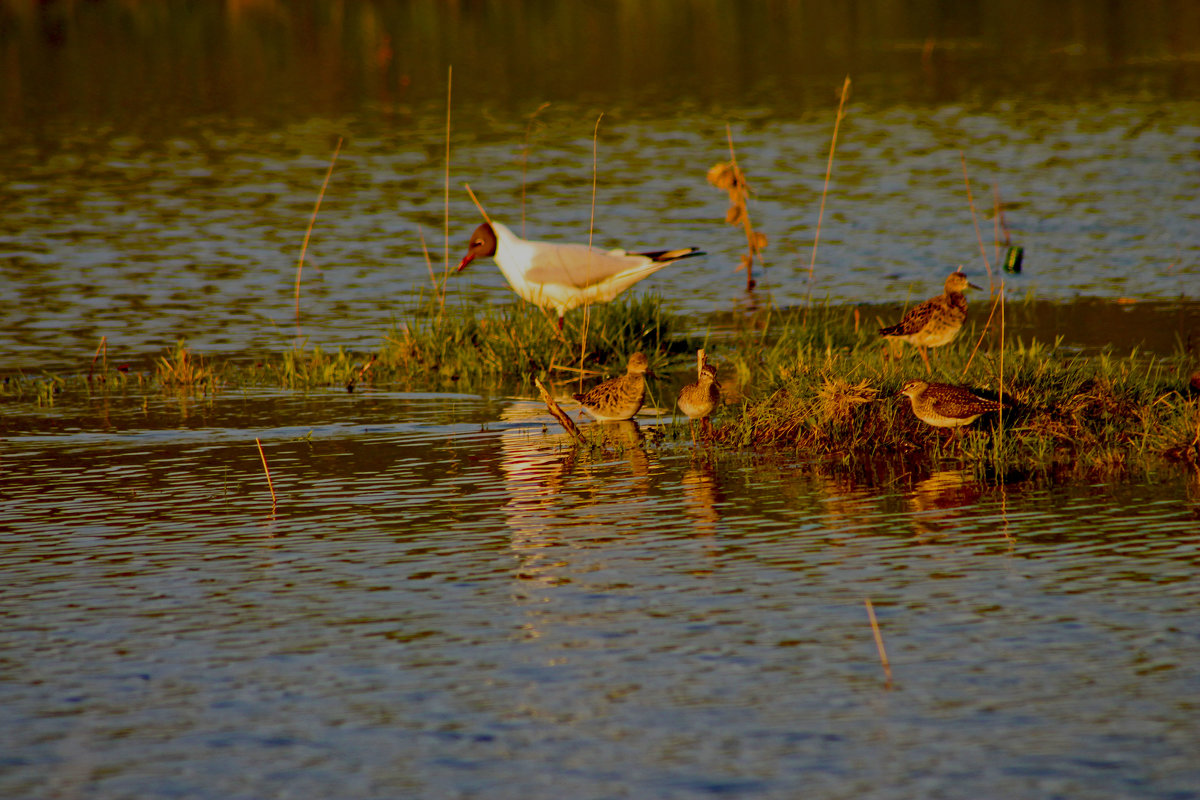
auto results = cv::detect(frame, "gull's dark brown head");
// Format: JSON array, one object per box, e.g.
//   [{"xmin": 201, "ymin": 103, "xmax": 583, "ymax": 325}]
[{"xmin": 456, "ymin": 223, "xmax": 497, "ymax": 272}]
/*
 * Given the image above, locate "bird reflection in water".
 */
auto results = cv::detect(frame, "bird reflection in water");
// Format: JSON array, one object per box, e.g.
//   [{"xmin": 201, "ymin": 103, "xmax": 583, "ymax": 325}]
[
  {"xmin": 907, "ymin": 469, "xmax": 982, "ymax": 540},
  {"xmin": 812, "ymin": 473, "xmax": 880, "ymax": 536},
  {"xmin": 680, "ymin": 454, "xmax": 723, "ymax": 537},
  {"xmin": 498, "ymin": 410, "xmax": 655, "ymax": 590}
]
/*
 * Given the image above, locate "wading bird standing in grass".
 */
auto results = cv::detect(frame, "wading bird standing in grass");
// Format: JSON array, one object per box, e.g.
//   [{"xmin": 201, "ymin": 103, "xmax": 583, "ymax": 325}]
[
  {"xmin": 879, "ymin": 269, "xmax": 980, "ymax": 374},
  {"xmin": 677, "ymin": 363, "xmax": 722, "ymax": 441},
  {"xmin": 897, "ymin": 379, "xmax": 1001, "ymax": 432},
  {"xmin": 456, "ymin": 221, "xmax": 703, "ymax": 329},
  {"xmin": 573, "ymin": 352, "xmax": 651, "ymax": 421}
]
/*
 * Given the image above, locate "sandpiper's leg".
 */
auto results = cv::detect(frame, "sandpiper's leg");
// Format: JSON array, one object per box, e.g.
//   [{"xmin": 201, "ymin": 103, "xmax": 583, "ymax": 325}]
[
  {"xmin": 919, "ymin": 346, "xmax": 931, "ymax": 375},
  {"xmin": 557, "ymin": 315, "xmax": 565, "ymax": 332}
]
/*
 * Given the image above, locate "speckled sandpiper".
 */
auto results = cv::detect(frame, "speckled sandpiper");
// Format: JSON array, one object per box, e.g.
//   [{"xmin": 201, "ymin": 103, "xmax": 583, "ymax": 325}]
[
  {"xmin": 677, "ymin": 362, "xmax": 721, "ymax": 439},
  {"xmin": 573, "ymin": 352, "xmax": 651, "ymax": 422},
  {"xmin": 897, "ymin": 379, "xmax": 1002, "ymax": 430},
  {"xmin": 880, "ymin": 270, "xmax": 980, "ymax": 374}
]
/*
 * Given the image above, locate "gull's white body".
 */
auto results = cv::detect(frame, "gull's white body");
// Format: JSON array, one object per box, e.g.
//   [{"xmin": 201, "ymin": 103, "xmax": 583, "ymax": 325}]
[{"xmin": 472, "ymin": 221, "xmax": 701, "ymax": 320}]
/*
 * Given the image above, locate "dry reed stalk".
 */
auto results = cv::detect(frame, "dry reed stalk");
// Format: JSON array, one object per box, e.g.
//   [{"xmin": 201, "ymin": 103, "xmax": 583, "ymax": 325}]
[
  {"xmin": 998, "ymin": 282, "xmax": 1005, "ymax": 457},
  {"xmin": 1191, "ymin": 401, "xmax": 1200, "ymax": 452},
  {"xmin": 88, "ymin": 335, "xmax": 107, "ymax": 382},
  {"xmin": 864, "ymin": 598, "xmax": 893, "ymax": 686},
  {"xmin": 961, "ymin": 287, "xmax": 1003, "ymax": 378},
  {"xmin": 807, "ymin": 76, "xmax": 851, "ymax": 306},
  {"xmin": 521, "ymin": 101, "xmax": 552, "ymax": 237},
  {"xmin": 708, "ymin": 125, "xmax": 766, "ymax": 291},
  {"xmin": 463, "ymin": 183, "xmax": 494, "ymax": 226},
  {"xmin": 535, "ymin": 377, "xmax": 585, "ymax": 443},
  {"xmin": 255, "ymin": 437, "xmax": 277, "ymax": 509},
  {"xmin": 697, "ymin": 348, "xmax": 706, "ymax": 379},
  {"xmin": 416, "ymin": 223, "xmax": 440, "ymax": 306},
  {"xmin": 727, "ymin": 125, "xmax": 764, "ymax": 289},
  {"xmin": 864, "ymin": 598, "xmax": 893, "ymax": 684},
  {"xmin": 992, "ymin": 184, "xmax": 1002, "ymax": 267},
  {"xmin": 578, "ymin": 113, "xmax": 604, "ymax": 394},
  {"xmin": 294, "ymin": 136, "xmax": 343, "ymax": 321},
  {"xmin": 443, "ymin": 66, "xmax": 452, "ymax": 287},
  {"xmin": 960, "ymin": 152, "xmax": 993, "ymax": 293}
]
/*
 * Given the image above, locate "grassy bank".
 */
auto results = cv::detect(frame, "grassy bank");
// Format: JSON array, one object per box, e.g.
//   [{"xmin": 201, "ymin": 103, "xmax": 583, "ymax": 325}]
[
  {"xmin": 705, "ymin": 330, "xmax": 1200, "ymax": 480},
  {"xmin": 5, "ymin": 295, "xmax": 1198, "ymax": 478}
]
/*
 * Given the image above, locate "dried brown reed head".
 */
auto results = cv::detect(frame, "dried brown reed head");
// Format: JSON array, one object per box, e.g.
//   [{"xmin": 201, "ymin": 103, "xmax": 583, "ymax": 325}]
[
  {"xmin": 817, "ymin": 377, "xmax": 878, "ymax": 423},
  {"xmin": 708, "ymin": 129, "xmax": 768, "ymax": 291},
  {"xmin": 707, "ymin": 161, "xmax": 741, "ymax": 193}
]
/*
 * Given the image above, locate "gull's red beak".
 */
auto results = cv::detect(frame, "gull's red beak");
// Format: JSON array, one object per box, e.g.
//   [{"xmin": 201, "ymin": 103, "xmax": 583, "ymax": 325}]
[{"xmin": 456, "ymin": 253, "xmax": 474, "ymax": 272}]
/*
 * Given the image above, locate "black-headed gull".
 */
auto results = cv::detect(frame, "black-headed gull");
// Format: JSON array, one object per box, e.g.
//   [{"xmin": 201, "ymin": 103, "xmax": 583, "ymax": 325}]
[{"xmin": 456, "ymin": 221, "xmax": 703, "ymax": 328}]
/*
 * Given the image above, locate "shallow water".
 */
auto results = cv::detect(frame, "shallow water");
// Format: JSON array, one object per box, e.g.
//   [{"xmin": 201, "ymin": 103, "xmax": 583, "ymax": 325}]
[
  {"xmin": 3, "ymin": 100, "xmax": 1198, "ymax": 372},
  {"xmin": 3, "ymin": 390, "xmax": 1200, "ymax": 799},
  {"xmin": 4, "ymin": 3, "xmax": 1200, "ymax": 797}
]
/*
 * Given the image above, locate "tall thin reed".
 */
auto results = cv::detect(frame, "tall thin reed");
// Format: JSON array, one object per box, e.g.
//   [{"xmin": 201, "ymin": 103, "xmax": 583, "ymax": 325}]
[
  {"xmin": 961, "ymin": 288, "xmax": 1002, "ymax": 377},
  {"xmin": 998, "ymin": 281, "xmax": 1005, "ymax": 465},
  {"xmin": 463, "ymin": 183, "xmax": 493, "ymax": 226},
  {"xmin": 294, "ymin": 136, "xmax": 342, "ymax": 321},
  {"xmin": 89, "ymin": 335, "xmax": 107, "ymax": 382},
  {"xmin": 807, "ymin": 76, "xmax": 851, "ymax": 309},
  {"xmin": 708, "ymin": 125, "xmax": 767, "ymax": 291},
  {"xmin": 579, "ymin": 113, "xmax": 603, "ymax": 393},
  {"xmin": 255, "ymin": 437, "xmax": 277, "ymax": 509},
  {"xmin": 992, "ymin": 184, "xmax": 1002, "ymax": 267},
  {"xmin": 416, "ymin": 223, "xmax": 443, "ymax": 312},
  {"xmin": 960, "ymin": 152, "xmax": 993, "ymax": 293},
  {"xmin": 535, "ymin": 376, "xmax": 585, "ymax": 443},
  {"xmin": 443, "ymin": 66, "xmax": 453, "ymax": 288},
  {"xmin": 730, "ymin": 125, "xmax": 764, "ymax": 290},
  {"xmin": 864, "ymin": 598, "xmax": 893, "ymax": 687}
]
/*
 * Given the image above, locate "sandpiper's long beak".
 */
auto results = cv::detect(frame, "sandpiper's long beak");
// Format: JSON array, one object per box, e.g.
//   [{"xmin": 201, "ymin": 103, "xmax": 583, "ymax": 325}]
[
  {"xmin": 968, "ymin": 281, "xmax": 982, "ymax": 290},
  {"xmin": 455, "ymin": 253, "xmax": 474, "ymax": 272}
]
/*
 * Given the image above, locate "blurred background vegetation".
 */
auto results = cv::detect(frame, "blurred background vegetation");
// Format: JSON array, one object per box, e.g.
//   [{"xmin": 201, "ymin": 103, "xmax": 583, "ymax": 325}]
[{"xmin": 2, "ymin": 0, "xmax": 1198, "ymax": 131}]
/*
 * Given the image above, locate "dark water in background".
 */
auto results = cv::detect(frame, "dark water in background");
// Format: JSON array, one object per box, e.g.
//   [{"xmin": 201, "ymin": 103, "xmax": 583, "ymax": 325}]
[{"xmin": 3, "ymin": 3, "xmax": 1200, "ymax": 798}]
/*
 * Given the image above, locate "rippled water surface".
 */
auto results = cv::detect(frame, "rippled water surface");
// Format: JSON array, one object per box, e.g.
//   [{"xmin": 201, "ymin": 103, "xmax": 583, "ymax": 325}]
[
  {"xmin": 4, "ymin": 2, "xmax": 1200, "ymax": 797},
  {"xmin": 2, "ymin": 2, "xmax": 1199, "ymax": 369},
  {"xmin": 3, "ymin": 100, "xmax": 1198, "ymax": 371},
  {"xmin": 4, "ymin": 390, "xmax": 1200, "ymax": 799}
]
